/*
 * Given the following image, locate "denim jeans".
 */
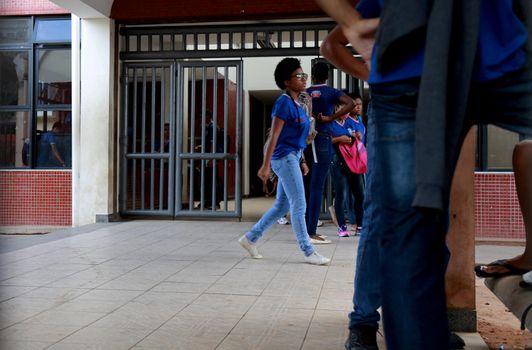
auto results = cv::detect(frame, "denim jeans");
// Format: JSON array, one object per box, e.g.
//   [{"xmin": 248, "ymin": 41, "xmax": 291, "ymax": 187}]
[
  {"xmin": 346, "ymin": 190, "xmax": 357, "ymax": 226},
  {"xmin": 348, "ymin": 102, "xmax": 381, "ymax": 330},
  {"xmin": 330, "ymin": 155, "xmax": 365, "ymax": 228},
  {"xmin": 305, "ymin": 133, "xmax": 333, "ymax": 235},
  {"xmin": 245, "ymin": 150, "xmax": 315, "ymax": 257},
  {"xmin": 365, "ymin": 81, "xmax": 451, "ymax": 350}
]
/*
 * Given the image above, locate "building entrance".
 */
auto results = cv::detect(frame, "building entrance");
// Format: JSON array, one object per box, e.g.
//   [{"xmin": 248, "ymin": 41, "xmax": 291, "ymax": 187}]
[{"xmin": 118, "ymin": 22, "xmax": 362, "ymax": 219}]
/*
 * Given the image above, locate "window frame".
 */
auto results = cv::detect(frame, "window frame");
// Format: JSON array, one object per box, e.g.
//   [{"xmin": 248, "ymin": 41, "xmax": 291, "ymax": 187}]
[{"xmin": 0, "ymin": 15, "xmax": 71, "ymax": 170}]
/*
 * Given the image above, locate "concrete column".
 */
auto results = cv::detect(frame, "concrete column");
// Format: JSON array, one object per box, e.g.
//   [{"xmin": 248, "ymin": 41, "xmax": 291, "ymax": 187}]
[
  {"xmin": 75, "ymin": 17, "xmax": 116, "ymax": 225},
  {"xmin": 446, "ymin": 128, "xmax": 477, "ymax": 331},
  {"xmin": 71, "ymin": 14, "xmax": 81, "ymax": 226}
]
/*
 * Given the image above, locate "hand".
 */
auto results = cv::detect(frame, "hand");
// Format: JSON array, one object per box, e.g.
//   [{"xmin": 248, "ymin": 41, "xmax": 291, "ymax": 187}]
[
  {"xmin": 354, "ymin": 131, "xmax": 363, "ymax": 141},
  {"xmin": 342, "ymin": 17, "xmax": 379, "ymax": 70},
  {"xmin": 300, "ymin": 162, "xmax": 309, "ymax": 176},
  {"xmin": 317, "ymin": 113, "xmax": 333, "ymax": 123},
  {"xmin": 340, "ymin": 135, "xmax": 352, "ymax": 144},
  {"xmin": 257, "ymin": 165, "xmax": 270, "ymax": 184}
]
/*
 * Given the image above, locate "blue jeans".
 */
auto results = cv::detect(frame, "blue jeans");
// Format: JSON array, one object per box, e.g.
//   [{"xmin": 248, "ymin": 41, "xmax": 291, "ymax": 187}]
[
  {"xmin": 348, "ymin": 102, "xmax": 381, "ymax": 330},
  {"xmin": 306, "ymin": 133, "xmax": 333, "ymax": 235},
  {"xmin": 365, "ymin": 82, "xmax": 451, "ymax": 350},
  {"xmin": 245, "ymin": 150, "xmax": 315, "ymax": 257},
  {"xmin": 331, "ymin": 155, "xmax": 365, "ymax": 227}
]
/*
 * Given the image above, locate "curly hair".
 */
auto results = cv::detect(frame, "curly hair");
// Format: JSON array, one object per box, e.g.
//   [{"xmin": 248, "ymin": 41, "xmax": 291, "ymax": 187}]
[
  {"xmin": 274, "ymin": 57, "xmax": 301, "ymax": 90},
  {"xmin": 311, "ymin": 61, "xmax": 330, "ymax": 82}
]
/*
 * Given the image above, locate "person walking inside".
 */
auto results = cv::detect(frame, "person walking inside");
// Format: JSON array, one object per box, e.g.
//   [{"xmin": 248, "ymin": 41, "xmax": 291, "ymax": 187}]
[{"xmin": 239, "ymin": 57, "xmax": 330, "ymax": 266}]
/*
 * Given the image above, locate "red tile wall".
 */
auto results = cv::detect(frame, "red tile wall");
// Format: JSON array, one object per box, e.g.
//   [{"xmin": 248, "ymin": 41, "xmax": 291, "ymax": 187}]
[
  {"xmin": 0, "ymin": 0, "xmax": 68, "ymax": 16},
  {"xmin": 474, "ymin": 172, "xmax": 525, "ymax": 240},
  {"xmin": 0, "ymin": 171, "xmax": 71, "ymax": 226}
]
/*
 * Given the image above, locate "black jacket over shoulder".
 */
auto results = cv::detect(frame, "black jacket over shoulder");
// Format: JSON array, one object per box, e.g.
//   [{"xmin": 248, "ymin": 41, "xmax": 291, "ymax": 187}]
[{"xmin": 375, "ymin": 0, "xmax": 482, "ymax": 214}]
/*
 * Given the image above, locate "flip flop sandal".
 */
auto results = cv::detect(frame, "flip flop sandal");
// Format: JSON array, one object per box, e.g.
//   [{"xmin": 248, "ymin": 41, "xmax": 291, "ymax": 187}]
[{"xmin": 474, "ymin": 259, "xmax": 530, "ymax": 278}]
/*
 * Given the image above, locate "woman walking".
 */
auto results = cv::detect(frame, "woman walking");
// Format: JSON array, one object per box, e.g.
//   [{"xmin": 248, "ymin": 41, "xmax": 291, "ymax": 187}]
[{"xmin": 239, "ymin": 58, "xmax": 330, "ymax": 265}]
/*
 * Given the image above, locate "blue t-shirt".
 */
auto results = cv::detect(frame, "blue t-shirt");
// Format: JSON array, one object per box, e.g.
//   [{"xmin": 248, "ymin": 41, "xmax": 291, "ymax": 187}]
[
  {"xmin": 330, "ymin": 118, "xmax": 351, "ymax": 138},
  {"xmin": 37, "ymin": 132, "xmax": 58, "ymax": 166},
  {"xmin": 346, "ymin": 116, "xmax": 366, "ymax": 144},
  {"xmin": 357, "ymin": 0, "xmax": 528, "ymax": 83},
  {"xmin": 307, "ymin": 84, "xmax": 344, "ymax": 134},
  {"xmin": 271, "ymin": 94, "xmax": 311, "ymax": 160}
]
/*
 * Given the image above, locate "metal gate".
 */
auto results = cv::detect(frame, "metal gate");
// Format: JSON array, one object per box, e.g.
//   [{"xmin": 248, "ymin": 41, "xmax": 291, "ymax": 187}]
[
  {"xmin": 175, "ymin": 60, "xmax": 242, "ymax": 218},
  {"xmin": 119, "ymin": 60, "xmax": 242, "ymax": 218}
]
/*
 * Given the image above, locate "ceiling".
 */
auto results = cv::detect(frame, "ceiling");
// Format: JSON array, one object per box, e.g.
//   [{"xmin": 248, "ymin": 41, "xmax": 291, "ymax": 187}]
[{"xmin": 50, "ymin": 0, "xmax": 358, "ymax": 23}]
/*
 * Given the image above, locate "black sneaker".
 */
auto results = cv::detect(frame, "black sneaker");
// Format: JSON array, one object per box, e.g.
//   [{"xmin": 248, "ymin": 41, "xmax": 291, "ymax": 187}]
[
  {"xmin": 449, "ymin": 332, "xmax": 465, "ymax": 349},
  {"xmin": 345, "ymin": 325, "xmax": 379, "ymax": 350}
]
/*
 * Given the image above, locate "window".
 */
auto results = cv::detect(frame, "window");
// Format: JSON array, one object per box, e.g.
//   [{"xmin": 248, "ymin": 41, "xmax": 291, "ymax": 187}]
[
  {"xmin": 37, "ymin": 48, "xmax": 71, "ymax": 106},
  {"xmin": 476, "ymin": 125, "xmax": 522, "ymax": 171},
  {"xmin": 0, "ymin": 16, "xmax": 71, "ymax": 169},
  {"xmin": 0, "ymin": 51, "xmax": 29, "ymax": 106},
  {"xmin": 35, "ymin": 110, "xmax": 71, "ymax": 168},
  {"xmin": 0, "ymin": 18, "xmax": 31, "ymax": 45},
  {"xmin": 0, "ymin": 111, "xmax": 30, "ymax": 168},
  {"xmin": 34, "ymin": 19, "xmax": 71, "ymax": 43}
]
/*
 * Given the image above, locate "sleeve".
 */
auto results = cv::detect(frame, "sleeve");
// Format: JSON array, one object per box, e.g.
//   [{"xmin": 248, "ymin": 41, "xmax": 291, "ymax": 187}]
[
  {"xmin": 271, "ymin": 95, "xmax": 291, "ymax": 122},
  {"xmin": 356, "ymin": 0, "xmax": 381, "ymax": 18},
  {"xmin": 334, "ymin": 88, "xmax": 345, "ymax": 104},
  {"xmin": 46, "ymin": 133, "xmax": 56, "ymax": 145}
]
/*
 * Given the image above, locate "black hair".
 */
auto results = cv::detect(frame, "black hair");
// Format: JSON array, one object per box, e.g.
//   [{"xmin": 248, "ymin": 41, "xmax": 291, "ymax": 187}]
[
  {"xmin": 349, "ymin": 92, "xmax": 362, "ymax": 100},
  {"xmin": 311, "ymin": 61, "xmax": 330, "ymax": 82},
  {"xmin": 274, "ymin": 57, "xmax": 301, "ymax": 90}
]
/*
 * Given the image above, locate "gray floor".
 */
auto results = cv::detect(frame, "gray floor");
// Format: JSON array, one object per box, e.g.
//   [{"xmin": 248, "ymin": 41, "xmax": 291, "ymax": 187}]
[{"xmin": 0, "ymin": 219, "xmax": 515, "ymax": 349}]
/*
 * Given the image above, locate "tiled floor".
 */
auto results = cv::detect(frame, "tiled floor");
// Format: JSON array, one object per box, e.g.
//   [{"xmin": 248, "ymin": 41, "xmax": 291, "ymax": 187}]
[{"xmin": 0, "ymin": 220, "xmax": 501, "ymax": 349}]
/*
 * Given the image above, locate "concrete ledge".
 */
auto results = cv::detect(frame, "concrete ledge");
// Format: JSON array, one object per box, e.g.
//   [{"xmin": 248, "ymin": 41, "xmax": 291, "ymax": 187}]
[
  {"xmin": 0, "ymin": 225, "xmax": 67, "ymax": 234},
  {"xmin": 484, "ymin": 276, "xmax": 532, "ymax": 331}
]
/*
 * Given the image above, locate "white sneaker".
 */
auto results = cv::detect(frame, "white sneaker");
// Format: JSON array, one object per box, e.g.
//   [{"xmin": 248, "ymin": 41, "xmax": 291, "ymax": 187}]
[
  {"xmin": 317, "ymin": 220, "xmax": 324, "ymax": 227},
  {"xmin": 304, "ymin": 251, "xmax": 331, "ymax": 265},
  {"xmin": 238, "ymin": 236, "xmax": 263, "ymax": 259},
  {"xmin": 309, "ymin": 235, "xmax": 332, "ymax": 244},
  {"xmin": 277, "ymin": 217, "xmax": 289, "ymax": 225}
]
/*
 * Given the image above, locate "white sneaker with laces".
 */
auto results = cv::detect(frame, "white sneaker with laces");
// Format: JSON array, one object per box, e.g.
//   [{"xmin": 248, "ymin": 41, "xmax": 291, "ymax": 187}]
[
  {"xmin": 239, "ymin": 236, "xmax": 263, "ymax": 259},
  {"xmin": 304, "ymin": 251, "xmax": 331, "ymax": 265}
]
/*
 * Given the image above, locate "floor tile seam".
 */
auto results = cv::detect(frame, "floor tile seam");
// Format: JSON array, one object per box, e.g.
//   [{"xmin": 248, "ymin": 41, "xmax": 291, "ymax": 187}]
[
  {"xmin": 39, "ymin": 298, "xmax": 138, "ymax": 348},
  {"xmin": 83, "ymin": 244, "xmax": 198, "ymax": 285},
  {"xmin": 0, "ymin": 286, "xmax": 114, "ymax": 333},
  {"xmin": 299, "ymin": 239, "xmax": 340, "ymax": 350},
  {"xmin": 125, "ymin": 285, "xmax": 211, "ymax": 350},
  {"xmin": 209, "ymin": 242, "xmax": 314, "ymax": 349},
  {"xmin": 0, "ymin": 262, "xmax": 104, "ymax": 291},
  {"xmin": 0, "ymin": 227, "xmax": 166, "ymax": 271},
  {"xmin": 0, "ymin": 246, "xmax": 80, "ymax": 274}
]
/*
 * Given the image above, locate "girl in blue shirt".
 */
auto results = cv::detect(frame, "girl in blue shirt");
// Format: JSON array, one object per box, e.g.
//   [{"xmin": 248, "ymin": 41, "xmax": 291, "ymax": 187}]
[
  {"xmin": 330, "ymin": 102, "xmax": 366, "ymax": 238},
  {"xmin": 239, "ymin": 58, "xmax": 330, "ymax": 266}
]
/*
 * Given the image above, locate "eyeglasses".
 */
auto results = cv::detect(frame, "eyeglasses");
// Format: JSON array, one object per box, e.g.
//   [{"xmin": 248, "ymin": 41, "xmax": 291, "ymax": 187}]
[{"xmin": 292, "ymin": 73, "xmax": 308, "ymax": 80}]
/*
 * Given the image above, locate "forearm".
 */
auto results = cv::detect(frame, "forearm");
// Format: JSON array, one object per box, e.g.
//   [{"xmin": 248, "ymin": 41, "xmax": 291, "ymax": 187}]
[
  {"xmin": 51, "ymin": 144, "xmax": 64, "ymax": 165},
  {"xmin": 315, "ymin": 0, "xmax": 361, "ymax": 29},
  {"xmin": 321, "ymin": 26, "xmax": 369, "ymax": 81}
]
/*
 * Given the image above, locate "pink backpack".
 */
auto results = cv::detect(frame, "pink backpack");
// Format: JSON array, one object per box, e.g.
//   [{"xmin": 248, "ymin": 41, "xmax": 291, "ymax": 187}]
[{"xmin": 339, "ymin": 139, "xmax": 368, "ymax": 174}]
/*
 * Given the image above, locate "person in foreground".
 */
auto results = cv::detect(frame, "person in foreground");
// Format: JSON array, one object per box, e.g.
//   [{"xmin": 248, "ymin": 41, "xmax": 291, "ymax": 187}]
[
  {"xmin": 315, "ymin": 0, "xmax": 532, "ymax": 349},
  {"xmin": 239, "ymin": 57, "xmax": 330, "ymax": 266}
]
